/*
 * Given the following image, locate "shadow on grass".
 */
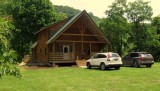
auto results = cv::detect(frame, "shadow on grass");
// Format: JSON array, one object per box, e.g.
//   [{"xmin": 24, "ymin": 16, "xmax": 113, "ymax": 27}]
[
  {"xmin": 83, "ymin": 67, "xmax": 120, "ymax": 71},
  {"xmin": 122, "ymin": 65, "xmax": 152, "ymax": 69}
]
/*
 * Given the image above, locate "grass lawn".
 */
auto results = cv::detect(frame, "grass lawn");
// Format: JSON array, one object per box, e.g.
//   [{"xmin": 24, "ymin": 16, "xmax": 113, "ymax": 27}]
[{"xmin": 0, "ymin": 63, "xmax": 160, "ymax": 91}]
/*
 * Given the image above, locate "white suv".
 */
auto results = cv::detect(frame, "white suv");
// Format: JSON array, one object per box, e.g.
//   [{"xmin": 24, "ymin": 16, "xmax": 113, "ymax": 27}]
[{"xmin": 86, "ymin": 52, "xmax": 122, "ymax": 70}]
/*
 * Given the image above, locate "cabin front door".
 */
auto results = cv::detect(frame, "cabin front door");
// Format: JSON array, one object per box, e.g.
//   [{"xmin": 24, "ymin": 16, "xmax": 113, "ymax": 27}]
[{"xmin": 63, "ymin": 45, "xmax": 70, "ymax": 60}]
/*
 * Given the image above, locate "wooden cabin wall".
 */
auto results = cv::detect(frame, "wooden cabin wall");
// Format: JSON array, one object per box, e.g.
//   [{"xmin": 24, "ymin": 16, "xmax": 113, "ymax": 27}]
[
  {"xmin": 91, "ymin": 43, "xmax": 102, "ymax": 52},
  {"xmin": 48, "ymin": 44, "xmax": 53, "ymax": 53},
  {"xmin": 75, "ymin": 42, "xmax": 82, "ymax": 60},
  {"xmin": 83, "ymin": 43, "xmax": 90, "ymax": 59},
  {"xmin": 63, "ymin": 27, "xmax": 80, "ymax": 34},
  {"xmin": 32, "ymin": 48, "xmax": 37, "ymax": 61},
  {"xmin": 36, "ymin": 30, "xmax": 49, "ymax": 62},
  {"xmin": 55, "ymin": 43, "xmax": 63, "ymax": 52}
]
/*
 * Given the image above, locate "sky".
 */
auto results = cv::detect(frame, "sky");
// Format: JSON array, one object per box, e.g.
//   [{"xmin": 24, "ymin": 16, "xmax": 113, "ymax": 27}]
[{"xmin": 50, "ymin": 0, "xmax": 160, "ymax": 18}]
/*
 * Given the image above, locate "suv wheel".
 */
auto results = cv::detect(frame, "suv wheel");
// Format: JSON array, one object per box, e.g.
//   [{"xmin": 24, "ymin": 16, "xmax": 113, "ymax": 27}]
[
  {"xmin": 134, "ymin": 61, "xmax": 141, "ymax": 68},
  {"xmin": 146, "ymin": 64, "xmax": 152, "ymax": 67},
  {"xmin": 100, "ymin": 63, "xmax": 106, "ymax": 70},
  {"xmin": 115, "ymin": 67, "xmax": 120, "ymax": 70},
  {"xmin": 86, "ymin": 62, "xmax": 91, "ymax": 69}
]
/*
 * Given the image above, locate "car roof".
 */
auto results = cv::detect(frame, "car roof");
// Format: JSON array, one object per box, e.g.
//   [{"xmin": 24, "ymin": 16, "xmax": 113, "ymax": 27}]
[
  {"xmin": 96, "ymin": 52, "xmax": 118, "ymax": 55},
  {"xmin": 130, "ymin": 52, "xmax": 149, "ymax": 54}
]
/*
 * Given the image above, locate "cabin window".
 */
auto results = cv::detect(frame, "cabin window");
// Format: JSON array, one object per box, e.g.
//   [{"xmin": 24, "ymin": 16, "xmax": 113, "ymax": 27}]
[
  {"xmin": 63, "ymin": 46, "xmax": 70, "ymax": 53},
  {"xmin": 63, "ymin": 45, "xmax": 72, "ymax": 53},
  {"xmin": 64, "ymin": 47, "xmax": 69, "ymax": 53}
]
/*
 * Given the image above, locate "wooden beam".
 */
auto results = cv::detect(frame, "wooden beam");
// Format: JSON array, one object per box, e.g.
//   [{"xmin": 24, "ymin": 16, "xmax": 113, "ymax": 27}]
[
  {"xmin": 55, "ymin": 40, "xmax": 107, "ymax": 43},
  {"xmin": 62, "ymin": 33, "xmax": 97, "ymax": 37}
]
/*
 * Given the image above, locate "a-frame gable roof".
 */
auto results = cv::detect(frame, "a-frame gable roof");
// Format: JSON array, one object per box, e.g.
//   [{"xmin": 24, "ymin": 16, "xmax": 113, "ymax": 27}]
[{"xmin": 46, "ymin": 10, "xmax": 109, "ymax": 44}]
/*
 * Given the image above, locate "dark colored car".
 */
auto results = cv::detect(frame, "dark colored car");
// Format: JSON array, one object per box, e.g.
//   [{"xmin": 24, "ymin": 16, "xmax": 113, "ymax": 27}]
[{"xmin": 122, "ymin": 52, "xmax": 154, "ymax": 67}]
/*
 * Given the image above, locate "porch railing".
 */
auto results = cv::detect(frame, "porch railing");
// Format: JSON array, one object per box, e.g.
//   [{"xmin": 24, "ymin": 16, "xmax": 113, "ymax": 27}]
[
  {"xmin": 49, "ymin": 52, "xmax": 98, "ymax": 62},
  {"xmin": 49, "ymin": 53, "xmax": 73, "ymax": 61}
]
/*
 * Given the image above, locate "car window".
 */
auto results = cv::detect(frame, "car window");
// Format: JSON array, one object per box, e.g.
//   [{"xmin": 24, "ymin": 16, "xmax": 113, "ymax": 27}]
[
  {"xmin": 141, "ymin": 53, "xmax": 152, "ymax": 57},
  {"xmin": 98, "ymin": 54, "xmax": 106, "ymax": 58},
  {"xmin": 130, "ymin": 53, "xmax": 139, "ymax": 57},
  {"xmin": 111, "ymin": 53, "xmax": 119, "ymax": 57},
  {"xmin": 92, "ymin": 54, "xmax": 99, "ymax": 59}
]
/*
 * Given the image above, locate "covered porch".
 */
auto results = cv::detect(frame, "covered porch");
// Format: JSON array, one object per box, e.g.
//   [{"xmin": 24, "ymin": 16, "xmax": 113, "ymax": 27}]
[{"xmin": 48, "ymin": 41, "xmax": 108, "ymax": 64}]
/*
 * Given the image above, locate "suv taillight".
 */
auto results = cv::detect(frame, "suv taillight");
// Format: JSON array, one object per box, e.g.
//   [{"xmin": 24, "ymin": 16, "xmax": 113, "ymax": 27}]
[
  {"xmin": 140, "ymin": 55, "xmax": 144, "ymax": 61},
  {"xmin": 107, "ymin": 53, "xmax": 110, "ymax": 61}
]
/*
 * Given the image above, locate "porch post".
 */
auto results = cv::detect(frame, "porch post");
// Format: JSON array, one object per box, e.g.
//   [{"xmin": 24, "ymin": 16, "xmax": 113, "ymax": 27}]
[
  {"xmin": 72, "ymin": 42, "xmax": 75, "ymax": 60},
  {"xmin": 90, "ymin": 42, "xmax": 92, "ymax": 57}
]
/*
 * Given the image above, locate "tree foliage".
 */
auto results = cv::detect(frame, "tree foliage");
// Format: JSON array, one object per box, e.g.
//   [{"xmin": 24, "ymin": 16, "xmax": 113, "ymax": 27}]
[
  {"xmin": 1, "ymin": 0, "xmax": 66, "ymax": 61},
  {"xmin": 0, "ymin": 17, "xmax": 21, "ymax": 78},
  {"xmin": 100, "ymin": 0, "xmax": 130, "ymax": 56},
  {"xmin": 100, "ymin": 0, "xmax": 159, "ymax": 61},
  {"xmin": 151, "ymin": 15, "xmax": 160, "ymax": 61},
  {"xmin": 126, "ymin": 0, "xmax": 153, "ymax": 51},
  {"xmin": 152, "ymin": 15, "xmax": 160, "ymax": 34}
]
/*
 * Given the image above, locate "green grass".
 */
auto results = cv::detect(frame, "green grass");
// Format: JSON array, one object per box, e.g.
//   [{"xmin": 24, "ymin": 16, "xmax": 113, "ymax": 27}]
[{"xmin": 0, "ymin": 63, "xmax": 160, "ymax": 91}]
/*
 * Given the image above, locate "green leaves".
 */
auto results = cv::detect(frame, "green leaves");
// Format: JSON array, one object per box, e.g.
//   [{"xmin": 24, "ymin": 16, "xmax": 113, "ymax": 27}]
[
  {"xmin": 127, "ymin": 0, "xmax": 153, "ymax": 23},
  {"xmin": 101, "ymin": 0, "xmax": 159, "ymax": 60},
  {"xmin": 0, "ymin": 50, "xmax": 21, "ymax": 78},
  {"xmin": 0, "ymin": 17, "xmax": 21, "ymax": 78},
  {"xmin": 100, "ymin": 0, "xmax": 130, "ymax": 56},
  {"xmin": 0, "ymin": 0, "xmax": 66, "ymax": 60},
  {"xmin": 0, "ymin": 17, "xmax": 13, "ymax": 51}
]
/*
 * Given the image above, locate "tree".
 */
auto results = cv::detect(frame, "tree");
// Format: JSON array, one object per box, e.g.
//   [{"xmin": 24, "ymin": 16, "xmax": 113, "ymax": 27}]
[
  {"xmin": 0, "ymin": 17, "xmax": 21, "ymax": 78},
  {"xmin": 151, "ymin": 15, "xmax": 160, "ymax": 61},
  {"xmin": 152, "ymin": 15, "xmax": 160, "ymax": 34},
  {"xmin": 2, "ymin": 0, "xmax": 66, "ymax": 61},
  {"xmin": 124, "ymin": 0, "xmax": 159, "ymax": 61},
  {"xmin": 126, "ymin": 0, "xmax": 153, "ymax": 51},
  {"xmin": 100, "ymin": 0, "xmax": 130, "ymax": 56}
]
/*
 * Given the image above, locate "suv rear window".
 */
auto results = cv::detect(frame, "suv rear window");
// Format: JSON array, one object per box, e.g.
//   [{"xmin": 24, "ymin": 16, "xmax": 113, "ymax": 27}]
[
  {"xmin": 141, "ymin": 53, "xmax": 152, "ymax": 57},
  {"xmin": 111, "ymin": 53, "xmax": 119, "ymax": 57}
]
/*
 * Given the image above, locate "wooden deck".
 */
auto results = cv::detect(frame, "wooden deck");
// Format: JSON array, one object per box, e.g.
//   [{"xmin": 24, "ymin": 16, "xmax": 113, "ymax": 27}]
[{"xmin": 49, "ymin": 52, "xmax": 97, "ymax": 65}]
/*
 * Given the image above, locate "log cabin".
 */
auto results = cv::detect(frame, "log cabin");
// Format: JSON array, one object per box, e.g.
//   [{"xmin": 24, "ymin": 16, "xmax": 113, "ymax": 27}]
[{"xmin": 31, "ymin": 10, "xmax": 109, "ymax": 65}]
